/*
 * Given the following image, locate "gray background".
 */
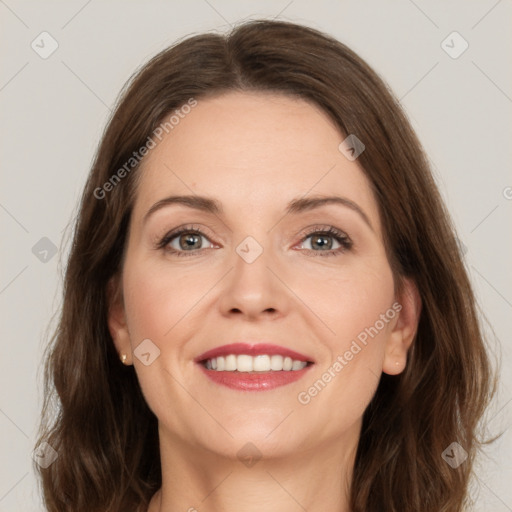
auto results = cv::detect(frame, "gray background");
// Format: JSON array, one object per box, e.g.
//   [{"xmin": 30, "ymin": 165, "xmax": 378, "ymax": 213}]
[{"xmin": 1, "ymin": 0, "xmax": 511, "ymax": 510}]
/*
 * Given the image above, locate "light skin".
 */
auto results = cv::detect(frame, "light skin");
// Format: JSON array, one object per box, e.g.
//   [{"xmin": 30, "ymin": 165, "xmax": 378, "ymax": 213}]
[{"xmin": 108, "ymin": 91, "xmax": 421, "ymax": 512}]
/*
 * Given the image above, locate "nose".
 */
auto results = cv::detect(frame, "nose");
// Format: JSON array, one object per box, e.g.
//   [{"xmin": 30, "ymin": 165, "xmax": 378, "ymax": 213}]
[{"xmin": 217, "ymin": 239, "xmax": 290, "ymax": 321}]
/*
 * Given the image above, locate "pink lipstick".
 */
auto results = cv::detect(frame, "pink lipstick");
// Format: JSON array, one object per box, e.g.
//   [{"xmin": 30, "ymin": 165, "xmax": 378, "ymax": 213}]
[{"xmin": 195, "ymin": 343, "xmax": 314, "ymax": 391}]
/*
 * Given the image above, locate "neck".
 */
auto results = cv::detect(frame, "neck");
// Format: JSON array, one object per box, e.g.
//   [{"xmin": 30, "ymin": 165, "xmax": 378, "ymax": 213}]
[{"xmin": 148, "ymin": 424, "xmax": 359, "ymax": 512}]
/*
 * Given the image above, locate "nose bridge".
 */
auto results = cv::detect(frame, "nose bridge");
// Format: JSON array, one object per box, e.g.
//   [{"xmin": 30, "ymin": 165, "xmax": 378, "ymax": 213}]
[{"xmin": 218, "ymin": 231, "xmax": 286, "ymax": 318}]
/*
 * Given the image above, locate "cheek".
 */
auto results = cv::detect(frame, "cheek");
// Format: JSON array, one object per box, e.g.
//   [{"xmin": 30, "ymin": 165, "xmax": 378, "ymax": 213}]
[
  {"xmin": 292, "ymin": 258, "xmax": 396, "ymax": 349},
  {"xmin": 120, "ymin": 257, "xmax": 206, "ymax": 433},
  {"xmin": 292, "ymin": 260, "xmax": 395, "ymax": 411},
  {"xmin": 122, "ymin": 256, "xmax": 205, "ymax": 343}
]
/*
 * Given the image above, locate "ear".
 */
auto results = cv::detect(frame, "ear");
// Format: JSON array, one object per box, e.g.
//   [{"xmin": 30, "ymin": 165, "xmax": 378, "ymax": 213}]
[
  {"xmin": 382, "ymin": 277, "xmax": 422, "ymax": 375},
  {"xmin": 107, "ymin": 275, "xmax": 132, "ymax": 365}
]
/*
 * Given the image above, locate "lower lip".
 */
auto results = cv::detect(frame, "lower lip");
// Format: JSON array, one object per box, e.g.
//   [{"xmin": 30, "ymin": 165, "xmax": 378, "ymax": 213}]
[{"xmin": 197, "ymin": 363, "xmax": 313, "ymax": 391}]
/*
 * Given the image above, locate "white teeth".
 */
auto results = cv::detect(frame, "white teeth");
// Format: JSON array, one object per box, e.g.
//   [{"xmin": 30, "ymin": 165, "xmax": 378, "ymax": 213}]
[
  {"xmin": 253, "ymin": 355, "xmax": 270, "ymax": 372},
  {"xmin": 237, "ymin": 354, "xmax": 253, "ymax": 372},
  {"xmin": 203, "ymin": 354, "xmax": 308, "ymax": 372},
  {"xmin": 292, "ymin": 360, "xmax": 304, "ymax": 370},
  {"xmin": 225, "ymin": 354, "xmax": 237, "ymax": 371},
  {"xmin": 270, "ymin": 355, "xmax": 283, "ymax": 371}
]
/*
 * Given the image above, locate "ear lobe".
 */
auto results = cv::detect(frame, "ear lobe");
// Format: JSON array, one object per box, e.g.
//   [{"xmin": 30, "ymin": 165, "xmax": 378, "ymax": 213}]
[
  {"xmin": 382, "ymin": 278, "xmax": 422, "ymax": 375},
  {"xmin": 106, "ymin": 275, "xmax": 132, "ymax": 361}
]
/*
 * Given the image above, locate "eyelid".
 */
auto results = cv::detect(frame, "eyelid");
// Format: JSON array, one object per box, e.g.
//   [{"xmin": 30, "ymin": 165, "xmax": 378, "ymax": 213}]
[
  {"xmin": 298, "ymin": 224, "xmax": 349, "ymax": 239},
  {"xmin": 293, "ymin": 225, "xmax": 353, "ymax": 252},
  {"xmin": 154, "ymin": 223, "xmax": 216, "ymax": 245},
  {"xmin": 154, "ymin": 224, "xmax": 217, "ymax": 252}
]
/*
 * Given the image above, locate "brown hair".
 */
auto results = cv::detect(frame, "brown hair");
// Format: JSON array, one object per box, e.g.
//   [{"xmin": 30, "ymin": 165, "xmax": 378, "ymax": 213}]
[{"xmin": 35, "ymin": 19, "xmax": 498, "ymax": 511}]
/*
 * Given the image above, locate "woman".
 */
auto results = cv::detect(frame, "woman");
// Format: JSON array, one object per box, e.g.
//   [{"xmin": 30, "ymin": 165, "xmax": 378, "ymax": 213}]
[{"xmin": 34, "ymin": 19, "xmax": 497, "ymax": 512}]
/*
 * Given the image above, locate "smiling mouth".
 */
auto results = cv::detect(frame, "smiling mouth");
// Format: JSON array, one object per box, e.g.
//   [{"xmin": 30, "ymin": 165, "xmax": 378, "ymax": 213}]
[
  {"xmin": 201, "ymin": 354, "xmax": 314, "ymax": 372},
  {"xmin": 195, "ymin": 342, "xmax": 315, "ymax": 390}
]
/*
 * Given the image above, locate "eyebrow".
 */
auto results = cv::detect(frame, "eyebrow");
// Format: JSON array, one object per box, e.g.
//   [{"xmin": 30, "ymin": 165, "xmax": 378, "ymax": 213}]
[{"xmin": 143, "ymin": 194, "xmax": 373, "ymax": 231}]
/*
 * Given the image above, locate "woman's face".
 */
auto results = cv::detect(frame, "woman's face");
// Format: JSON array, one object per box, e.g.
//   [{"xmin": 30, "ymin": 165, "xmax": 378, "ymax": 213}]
[{"xmin": 109, "ymin": 91, "xmax": 417, "ymax": 459}]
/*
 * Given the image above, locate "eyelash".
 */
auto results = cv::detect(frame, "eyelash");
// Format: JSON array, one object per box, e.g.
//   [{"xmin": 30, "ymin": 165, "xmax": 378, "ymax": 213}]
[{"xmin": 156, "ymin": 224, "xmax": 353, "ymax": 258}]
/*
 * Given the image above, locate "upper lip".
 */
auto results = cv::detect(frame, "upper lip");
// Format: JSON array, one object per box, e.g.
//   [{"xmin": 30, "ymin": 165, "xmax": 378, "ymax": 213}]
[{"xmin": 194, "ymin": 343, "xmax": 315, "ymax": 363}]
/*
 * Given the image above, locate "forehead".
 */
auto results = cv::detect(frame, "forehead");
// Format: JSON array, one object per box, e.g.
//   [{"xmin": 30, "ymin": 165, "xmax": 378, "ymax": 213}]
[{"xmin": 132, "ymin": 91, "xmax": 381, "ymax": 231}]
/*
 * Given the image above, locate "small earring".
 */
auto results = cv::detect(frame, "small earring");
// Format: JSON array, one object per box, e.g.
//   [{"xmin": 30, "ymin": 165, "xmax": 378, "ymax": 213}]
[
  {"xmin": 395, "ymin": 361, "xmax": 400, "ymax": 366},
  {"xmin": 120, "ymin": 353, "xmax": 128, "ymax": 365}
]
